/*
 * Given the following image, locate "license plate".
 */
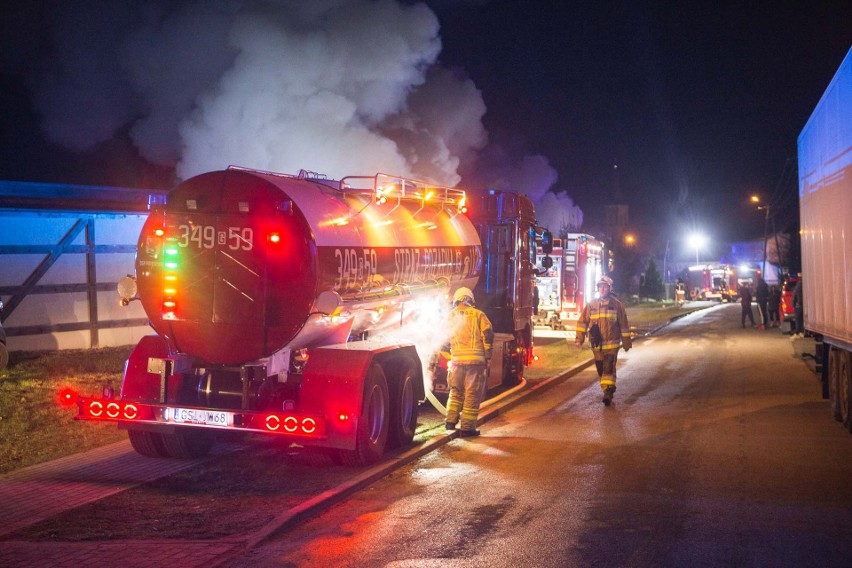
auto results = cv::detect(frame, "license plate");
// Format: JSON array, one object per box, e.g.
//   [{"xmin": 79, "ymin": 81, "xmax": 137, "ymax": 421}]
[{"xmin": 164, "ymin": 407, "xmax": 234, "ymax": 427}]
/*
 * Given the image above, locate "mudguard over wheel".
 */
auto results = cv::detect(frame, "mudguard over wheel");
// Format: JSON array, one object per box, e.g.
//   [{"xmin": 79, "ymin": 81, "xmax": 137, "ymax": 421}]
[
  {"xmin": 128, "ymin": 430, "xmax": 169, "ymax": 458},
  {"xmin": 387, "ymin": 358, "xmax": 419, "ymax": 449},
  {"xmin": 335, "ymin": 363, "xmax": 389, "ymax": 466}
]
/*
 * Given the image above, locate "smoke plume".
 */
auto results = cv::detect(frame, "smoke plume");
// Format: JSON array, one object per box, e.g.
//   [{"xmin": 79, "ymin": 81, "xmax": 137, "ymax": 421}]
[{"xmin": 20, "ymin": 0, "xmax": 582, "ymax": 225}]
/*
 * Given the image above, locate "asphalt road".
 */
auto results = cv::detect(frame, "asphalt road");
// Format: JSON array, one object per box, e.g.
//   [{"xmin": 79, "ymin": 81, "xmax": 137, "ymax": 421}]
[{"xmin": 226, "ymin": 303, "xmax": 852, "ymax": 567}]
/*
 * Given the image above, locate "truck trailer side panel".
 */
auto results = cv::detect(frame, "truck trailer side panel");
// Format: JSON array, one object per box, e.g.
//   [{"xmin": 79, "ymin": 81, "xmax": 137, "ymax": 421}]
[{"xmin": 798, "ymin": 47, "xmax": 852, "ymax": 348}]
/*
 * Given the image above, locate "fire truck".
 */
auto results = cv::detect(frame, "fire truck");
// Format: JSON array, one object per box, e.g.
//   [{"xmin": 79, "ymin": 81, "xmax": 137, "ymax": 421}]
[
  {"xmin": 534, "ymin": 233, "xmax": 605, "ymax": 333},
  {"xmin": 63, "ymin": 167, "xmax": 549, "ymax": 465},
  {"xmin": 689, "ymin": 263, "xmax": 738, "ymax": 302}
]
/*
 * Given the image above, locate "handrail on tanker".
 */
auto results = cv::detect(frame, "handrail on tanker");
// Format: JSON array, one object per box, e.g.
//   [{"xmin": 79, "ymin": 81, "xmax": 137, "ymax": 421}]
[{"xmin": 338, "ymin": 173, "xmax": 466, "ymax": 207}]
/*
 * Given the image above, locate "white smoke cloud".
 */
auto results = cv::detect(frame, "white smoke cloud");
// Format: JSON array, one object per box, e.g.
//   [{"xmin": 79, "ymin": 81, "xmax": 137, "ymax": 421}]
[{"xmin": 21, "ymin": 0, "xmax": 582, "ymax": 224}]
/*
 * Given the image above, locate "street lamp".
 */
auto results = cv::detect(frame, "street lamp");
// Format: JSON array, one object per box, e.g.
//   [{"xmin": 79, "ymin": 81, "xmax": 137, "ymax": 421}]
[
  {"xmin": 688, "ymin": 233, "xmax": 707, "ymax": 265},
  {"xmin": 751, "ymin": 195, "xmax": 769, "ymax": 276}
]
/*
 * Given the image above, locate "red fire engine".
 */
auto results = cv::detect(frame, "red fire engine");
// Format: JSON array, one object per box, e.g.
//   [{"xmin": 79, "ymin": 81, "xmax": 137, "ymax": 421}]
[
  {"xmin": 689, "ymin": 263, "xmax": 738, "ymax": 302},
  {"xmin": 63, "ymin": 167, "xmax": 549, "ymax": 465},
  {"xmin": 534, "ymin": 233, "xmax": 606, "ymax": 333}
]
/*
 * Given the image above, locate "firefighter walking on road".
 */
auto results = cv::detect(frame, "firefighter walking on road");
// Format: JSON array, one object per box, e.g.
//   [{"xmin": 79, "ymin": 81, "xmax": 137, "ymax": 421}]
[
  {"xmin": 575, "ymin": 276, "xmax": 632, "ymax": 406},
  {"xmin": 445, "ymin": 287, "xmax": 494, "ymax": 437}
]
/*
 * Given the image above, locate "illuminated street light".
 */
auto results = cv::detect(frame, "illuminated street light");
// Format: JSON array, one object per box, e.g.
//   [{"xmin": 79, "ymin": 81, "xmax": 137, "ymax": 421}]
[
  {"xmin": 688, "ymin": 233, "xmax": 708, "ymax": 264},
  {"xmin": 624, "ymin": 233, "xmax": 636, "ymax": 246},
  {"xmin": 750, "ymin": 194, "xmax": 771, "ymax": 276}
]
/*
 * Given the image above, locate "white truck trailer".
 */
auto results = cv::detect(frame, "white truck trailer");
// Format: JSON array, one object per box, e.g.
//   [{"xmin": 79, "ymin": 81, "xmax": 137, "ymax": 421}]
[{"xmin": 798, "ymin": 46, "xmax": 852, "ymax": 432}]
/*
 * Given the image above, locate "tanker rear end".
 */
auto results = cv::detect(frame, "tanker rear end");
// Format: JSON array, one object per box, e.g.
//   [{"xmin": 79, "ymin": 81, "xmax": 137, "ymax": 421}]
[{"xmin": 71, "ymin": 167, "xmax": 482, "ymax": 465}]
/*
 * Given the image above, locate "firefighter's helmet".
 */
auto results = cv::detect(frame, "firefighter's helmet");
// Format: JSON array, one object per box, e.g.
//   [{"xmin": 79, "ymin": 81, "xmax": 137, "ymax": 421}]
[
  {"xmin": 596, "ymin": 276, "xmax": 614, "ymax": 288},
  {"xmin": 453, "ymin": 287, "xmax": 475, "ymax": 305}
]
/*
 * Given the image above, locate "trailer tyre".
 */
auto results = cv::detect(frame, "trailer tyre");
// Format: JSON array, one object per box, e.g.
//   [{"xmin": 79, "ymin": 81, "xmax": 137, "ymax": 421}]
[
  {"xmin": 829, "ymin": 348, "xmax": 843, "ymax": 421},
  {"xmin": 161, "ymin": 429, "xmax": 214, "ymax": 458},
  {"xmin": 839, "ymin": 350, "xmax": 852, "ymax": 433},
  {"xmin": 387, "ymin": 358, "xmax": 419, "ymax": 449},
  {"xmin": 128, "ymin": 430, "xmax": 169, "ymax": 458},
  {"xmin": 335, "ymin": 364, "xmax": 389, "ymax": 466}
]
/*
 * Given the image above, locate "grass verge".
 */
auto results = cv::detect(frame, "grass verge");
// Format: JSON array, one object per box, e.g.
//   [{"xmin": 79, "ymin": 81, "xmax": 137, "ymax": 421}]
[{"xmin": 0, "ymin": 347, "xmax": 132, "ymax": 474}]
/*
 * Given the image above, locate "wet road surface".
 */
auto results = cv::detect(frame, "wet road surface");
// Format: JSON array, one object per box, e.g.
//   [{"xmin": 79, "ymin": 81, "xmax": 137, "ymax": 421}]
[{"xmin": 227, "ymin": 304, "xmax": 852, "ymax": 567}]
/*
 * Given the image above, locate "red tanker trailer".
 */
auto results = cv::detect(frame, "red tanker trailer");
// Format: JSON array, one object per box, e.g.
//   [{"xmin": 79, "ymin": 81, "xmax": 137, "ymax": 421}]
[{"xmin": 66, "ymin": 166, "xmax": 547, "ymax": 465}]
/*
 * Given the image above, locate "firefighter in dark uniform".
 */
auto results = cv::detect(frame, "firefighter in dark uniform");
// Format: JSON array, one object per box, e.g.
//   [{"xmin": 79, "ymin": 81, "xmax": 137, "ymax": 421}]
[
  {"xmin": 445, "ymin": 287, "xmax": 494, "ymax": 437},
  {"xmin": 575, "ymin": 276, "xmax": 632, "ymax": 405}
]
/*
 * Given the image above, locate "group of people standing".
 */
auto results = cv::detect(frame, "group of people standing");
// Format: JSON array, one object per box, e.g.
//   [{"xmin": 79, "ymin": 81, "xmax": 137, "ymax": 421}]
[{"xmin": 738, "ymin": 277, "xmax": 794, "ymax": 330}]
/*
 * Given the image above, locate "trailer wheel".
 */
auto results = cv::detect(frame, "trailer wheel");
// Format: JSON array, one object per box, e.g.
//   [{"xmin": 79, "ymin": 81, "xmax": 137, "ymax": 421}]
[
  {"xmin": 387, "ymin": 358, "xmax": 419, "ymax": 449},
  {"xmin": 335, "ymin": 364, "xmax": 389, "ymax": 466},
  {"xmin": 128, "ymin": 430, "xmax": 169, "ymax": 458},
  {"xmin": 829, "ymin": 348, "xmax": 843, "ymax": 421},
  {"xmin": 839, "ymin": 350, "xmax": 852, "ymax": 433},
  {"xmin": 161, "ymin": 429, "xmax": 214, "ymax": 458}
]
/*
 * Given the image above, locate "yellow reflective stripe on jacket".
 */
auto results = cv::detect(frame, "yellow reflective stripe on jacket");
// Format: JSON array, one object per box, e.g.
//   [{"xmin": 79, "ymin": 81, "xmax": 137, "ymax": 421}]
[
  {"xmin": 577, "ymin": 296, "xmax": 631, "ymax": 351},
  {"xmin": 449, "ymin": 305, "xmax": 494, "ymax": 365}
]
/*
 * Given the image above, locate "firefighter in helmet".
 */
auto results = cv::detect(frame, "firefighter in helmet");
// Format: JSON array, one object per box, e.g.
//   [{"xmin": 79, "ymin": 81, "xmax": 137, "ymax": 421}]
[
  {"xmin": 574, "ymin": 275, "xmax": 632, "ymax": 406},
  {"xmin": 445, "ymin": 286, "xmax": 494, "ymax": 437}
]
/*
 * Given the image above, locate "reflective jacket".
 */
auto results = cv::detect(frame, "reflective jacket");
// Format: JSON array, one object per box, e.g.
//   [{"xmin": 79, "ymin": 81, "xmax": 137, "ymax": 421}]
[
  {"xmin": 575, "ymin": 295, "xmax": 632, "ymax": 351},
  {"xmin": 448, "ymin": 304, "xmax": 494, "ymax": 365}
]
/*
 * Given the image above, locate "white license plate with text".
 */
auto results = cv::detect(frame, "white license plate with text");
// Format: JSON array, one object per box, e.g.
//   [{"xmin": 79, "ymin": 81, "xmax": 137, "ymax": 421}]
[{"xmin": 164, "ymin": 407, "xmax": 234, "ymax": 427}]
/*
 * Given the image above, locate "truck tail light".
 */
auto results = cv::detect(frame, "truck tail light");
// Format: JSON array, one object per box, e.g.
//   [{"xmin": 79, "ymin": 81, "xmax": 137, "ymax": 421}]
[
  {"xmin": 264, "ymin": 413, "xmax": 323, "ymax": 435},
  {"xmin": 77, "ymin": 398, "xmax": 149, "ymax": 421}
]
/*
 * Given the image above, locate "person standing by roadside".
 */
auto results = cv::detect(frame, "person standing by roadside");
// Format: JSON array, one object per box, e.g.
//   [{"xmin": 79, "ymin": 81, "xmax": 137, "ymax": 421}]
[
  {"xmin": 739, "ymin": 283, "xmax": 755, "ymax": 327},
  {"xmin": 792, "ymin": 274, "xmax": 804, "ymax": 337},
  {"xmin": 444, "ymin": 287, "xmax": 494, "ymax": 437},
  {"xmin": 768, "ymin": 284, "xmax": 782, "ymax": 328},
  {"xmin": 755, "ymin": 277, "xmax": 769, "ymax": 329},
  {"xmin": 575, "ymin": 276, "xmax": 632, "ymax": 406}
]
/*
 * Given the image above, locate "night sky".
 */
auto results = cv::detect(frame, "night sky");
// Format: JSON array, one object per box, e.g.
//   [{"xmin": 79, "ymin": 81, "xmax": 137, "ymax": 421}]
[{"xmin": 1, "ymin": 1, "xmax": 850, "ymax": 262}]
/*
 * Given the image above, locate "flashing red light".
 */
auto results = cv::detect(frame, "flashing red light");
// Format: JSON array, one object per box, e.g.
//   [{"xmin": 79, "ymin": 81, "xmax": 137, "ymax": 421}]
[
  {"xmin": 268, "ymin": 232, "xmax": 281, "ymax": 244},
  {"xmin": 58, "ymin": 388, "xmax": 77, "ymax": 407},
  {"xmin": 337, "ymin": 413, "xmax": 350, "ymax": 422}
]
